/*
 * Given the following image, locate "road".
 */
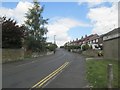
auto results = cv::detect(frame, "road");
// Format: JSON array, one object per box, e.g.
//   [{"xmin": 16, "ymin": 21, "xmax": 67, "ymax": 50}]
[{"xmin": 2, "ymin": 49, "xmax": 88, "ymax": 88}]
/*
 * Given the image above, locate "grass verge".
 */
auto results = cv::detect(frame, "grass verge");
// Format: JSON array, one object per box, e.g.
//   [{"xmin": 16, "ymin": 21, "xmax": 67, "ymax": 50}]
[{"xmin": 86, "ymin": 59, "xmax": 119, "ymax": 88}]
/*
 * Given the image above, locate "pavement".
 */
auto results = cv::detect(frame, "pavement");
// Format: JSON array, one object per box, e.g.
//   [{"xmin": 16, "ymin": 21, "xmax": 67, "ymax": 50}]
[
  {"xmin": 86, "ymin": 57, "xmax": 104, "ymax": 61},
  {"xmin": 2, "ymin": 48, "xmax": 88, "ymax": 88}
]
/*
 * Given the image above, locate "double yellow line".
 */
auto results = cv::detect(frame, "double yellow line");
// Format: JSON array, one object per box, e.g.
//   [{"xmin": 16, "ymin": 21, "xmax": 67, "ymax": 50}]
[{"xmin": 31, "ymin": 62, "xmax": 69, "ymax": 88}]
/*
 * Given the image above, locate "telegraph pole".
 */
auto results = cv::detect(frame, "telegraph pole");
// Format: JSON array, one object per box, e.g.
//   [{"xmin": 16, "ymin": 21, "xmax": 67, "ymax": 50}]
[
  {"xmin": 54, "ymin": 35, "xmax": 56, "ymax": 54},
  {"xmin": 54, "ymin": 35, "xmax": 56, "ymax": 44}
]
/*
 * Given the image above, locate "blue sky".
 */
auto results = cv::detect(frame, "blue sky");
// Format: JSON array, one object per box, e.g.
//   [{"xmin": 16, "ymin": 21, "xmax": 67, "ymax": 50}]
[
  {"xmin": 2, "ymin": 2, "xmax": 92, "ymax": 38},
  {"xmin": 1, "ymin": 1, "xmax": 118, "ymax": 46},
  {"xmin": 41, "ymin": 2, "xmax": 92, "ymax": 39}
]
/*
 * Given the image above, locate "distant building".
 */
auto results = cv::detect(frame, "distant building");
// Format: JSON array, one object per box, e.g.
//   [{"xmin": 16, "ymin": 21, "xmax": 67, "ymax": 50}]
[{"xmin": 103, "ymin": 28, "xmax": 120, "ymax": 60}]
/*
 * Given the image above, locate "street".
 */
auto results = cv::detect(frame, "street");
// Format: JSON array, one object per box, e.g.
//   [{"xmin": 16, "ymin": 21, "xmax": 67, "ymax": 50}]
[
  {"xmin": 1, "ymin": 1, "xmax": 119, "ymax": 89},
  {"xmin": 2, "ymin": 49, "xmax": 87, "ymax": 88}
]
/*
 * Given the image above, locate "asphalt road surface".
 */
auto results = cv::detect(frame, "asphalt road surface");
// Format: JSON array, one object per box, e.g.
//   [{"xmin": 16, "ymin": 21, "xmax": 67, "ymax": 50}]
[{"xmin": 2, "ymin": 48, "xmax": 88, "ymax": 88}]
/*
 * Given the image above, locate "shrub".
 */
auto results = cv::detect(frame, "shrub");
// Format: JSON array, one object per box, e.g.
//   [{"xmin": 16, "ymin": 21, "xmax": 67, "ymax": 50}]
[
  {"xmin": 46, "ymin": 44, "xmax": 57, "ymax": 51},
  {"xmin": 82, "ymin": 44, "xmax": 90, "ymax": 51}
]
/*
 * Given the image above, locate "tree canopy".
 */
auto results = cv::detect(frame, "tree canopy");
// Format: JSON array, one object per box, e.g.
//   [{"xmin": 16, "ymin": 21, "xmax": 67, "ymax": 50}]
[
  {"xmin": 24, "ymin": 0, "xmax": 48, "ymax": 52},
  {"xmin": 2, "ymin": 17, "xmax": 24, "ymax": 49}
]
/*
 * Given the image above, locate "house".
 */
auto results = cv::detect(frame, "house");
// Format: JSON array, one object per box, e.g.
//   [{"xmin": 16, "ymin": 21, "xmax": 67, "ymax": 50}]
[
  {"xmin": 98, "ymin": 34, "xmax": 104, "ymax": 50},
  {"xmin": 67, "ymin": 34, "xmax": 101, "ymax": 50},
  {"xmin": 103, "ymin": 27, "xmax": 120, "ymax": 60},
  {"xmin": 80, "ymin": 34, "xmax": 100, "ymax": 50}
]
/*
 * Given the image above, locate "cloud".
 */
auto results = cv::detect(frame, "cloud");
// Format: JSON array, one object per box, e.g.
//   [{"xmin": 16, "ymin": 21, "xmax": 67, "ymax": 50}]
[
  {"xmin": 0, "ymin": 1, "xmax": 33, "ymax": 25},
  {"xmin": 0, "ymin": 1, "xmax": 91, "ymax": 46},
  {"xmin": 87, "ymin": 2, "xmax": 118, "ymax": 35},
  {"xmin": 46, "ymin": 17, "xmax": 90, "ymax": 46},
  {"xmin": 78, "ymin": 0, "xmax": 104, "ymax": 7},
  {"xmin": 78, "ymin": 0, "xmax": 118, "ymax": 8}
]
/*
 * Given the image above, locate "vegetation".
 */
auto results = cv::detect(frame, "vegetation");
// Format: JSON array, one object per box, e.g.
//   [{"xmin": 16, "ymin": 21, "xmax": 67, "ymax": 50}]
[
  {"xmin": 82, "ymin": 43, "xmax": 90, "ymax": 51},
  {"xmin": 24, "ymin": 0, "xmax": 48, "ymax": 52},
  {"xmin": 86, "ymin": 59, "xmax": 119, "ymax": 88},
  {"xmin": 46, "ymin": 43, "xmax": 57, "ymax": 51},
  {"xmin": 98, "ymin": 50, "xmax": 103, "ymax": 57},
  {"xmin": 64, "ymin": 45, "xmax": 81, "ymax": 52},
  {"xmin": 2, "ymin": 17, "xmax": 24, "ymax": 49},
  {"xmin": 60, "ymin": 46, "xmax": 64, "ymax": 48}
]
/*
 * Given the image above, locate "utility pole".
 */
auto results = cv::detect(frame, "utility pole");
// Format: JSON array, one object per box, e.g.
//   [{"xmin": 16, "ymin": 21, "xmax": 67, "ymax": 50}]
[
  {"xmin": 54, "ymin": 35, "xmax": 56, "ymax": 44},
  {"xmin": 54, "ymin": 35, "xmax": 56, "ymax": 54}
]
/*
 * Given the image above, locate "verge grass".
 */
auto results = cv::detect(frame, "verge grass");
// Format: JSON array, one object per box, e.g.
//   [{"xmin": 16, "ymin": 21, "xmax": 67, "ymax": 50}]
[{"xmin": 86, "ymin": 59, "xmax": 119, "ymax": 88}]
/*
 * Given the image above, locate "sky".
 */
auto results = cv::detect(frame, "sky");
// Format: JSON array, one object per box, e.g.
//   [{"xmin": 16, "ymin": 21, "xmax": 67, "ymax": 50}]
[{"xmin": 0, "ymin": 0, "xmax": 119, "ymax": 46}]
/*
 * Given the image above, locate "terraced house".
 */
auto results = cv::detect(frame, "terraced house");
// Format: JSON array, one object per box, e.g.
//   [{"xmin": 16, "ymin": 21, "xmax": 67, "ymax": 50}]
[{"xmin": 67, "ymin": 34, "xmax": 102, "ymax": 50}]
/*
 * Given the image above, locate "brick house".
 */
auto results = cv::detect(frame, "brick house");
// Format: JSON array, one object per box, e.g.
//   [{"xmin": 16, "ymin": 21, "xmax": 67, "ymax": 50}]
[{"xmin": 103, "ymin": 27, "xmax": 120, "ymax": 60}]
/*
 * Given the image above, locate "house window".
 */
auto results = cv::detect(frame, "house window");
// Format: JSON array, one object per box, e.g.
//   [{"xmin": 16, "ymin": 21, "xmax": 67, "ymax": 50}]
[
  {"xmin": 89, "ymin": 41, "xmax": 91, "ymax": 44},
  {"xmin": 96, "ymin": 39, "xmax": 98, "ymax": 42},
  {"xmin": 93, "ymin": 40, "xmax": 95, "ymax": 43}
]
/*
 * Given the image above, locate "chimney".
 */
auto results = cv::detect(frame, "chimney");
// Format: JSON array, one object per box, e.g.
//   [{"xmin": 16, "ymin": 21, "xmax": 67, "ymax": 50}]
[
  {"xmin": 81, "ymin": 36, "xmax": 83, "ymax": 39},
  {"xmin": 85, "ymin": 35, "xmax": 87, "ymax": 38},
  {"xmin": 76, "ymin": 38, "xmax": 78, "ymax": 41}
]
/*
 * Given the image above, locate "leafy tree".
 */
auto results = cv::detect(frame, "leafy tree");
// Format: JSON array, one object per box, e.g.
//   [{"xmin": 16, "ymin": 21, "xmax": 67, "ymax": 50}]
[
  {"xmin": 24, "ymin": 0, "xmax": 48, "ymax": 52},
  {"xmin": 2, "ymin": 17, "xmax": 24, "ymax": 49}
]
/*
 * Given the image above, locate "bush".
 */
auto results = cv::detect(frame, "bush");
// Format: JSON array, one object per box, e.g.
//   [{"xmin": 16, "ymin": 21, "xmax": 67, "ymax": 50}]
[
  {"xmin": 68, "ymin": 45, "xmax": 81, "ymax": 49},
  {"xmin": 60, "ymin": 46, "xmax": 64, "ymax": 48},
  {"xmin": 82, "ymin": 44, "xmax": 90, "ymax": 51},
  {"xmin": 98, "ymin": 51, "xmax": 103, "ymax": 57},
  {"xmin": 46, "ymin": 44, "xmax": 57, "ymax": 51}
]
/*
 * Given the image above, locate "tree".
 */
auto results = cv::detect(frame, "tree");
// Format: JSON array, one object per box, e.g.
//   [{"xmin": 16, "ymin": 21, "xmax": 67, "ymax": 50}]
[
  {"xmin": 2, "ymin": 17, "xmax": 24, "ymax": 49},
  {"xmin": 24, "ymin": 0, "xmax": 48, "ymax": 52}
]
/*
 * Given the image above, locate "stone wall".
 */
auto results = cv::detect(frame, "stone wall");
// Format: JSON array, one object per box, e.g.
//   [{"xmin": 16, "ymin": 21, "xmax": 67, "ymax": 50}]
[
  {"xmin": 2, "ymin": 49, "xmax": 24, "ymax": 63},
  {"xmin": 103, "ymin": 37, "xmax": 119, "ymax": 60},
  {"xmin": 82, "ymin": 49, "xmax": 99, "ymax": 57}
]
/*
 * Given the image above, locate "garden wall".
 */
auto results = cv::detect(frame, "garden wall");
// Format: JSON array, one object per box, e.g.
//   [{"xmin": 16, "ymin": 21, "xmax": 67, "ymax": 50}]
[
  {"xmin": 103, "ymin": 37, "xmax": 119, "ymax": 60},
  {"xmin": 2, "ymin": 49, "xmax": 24, "ymax": 63}
]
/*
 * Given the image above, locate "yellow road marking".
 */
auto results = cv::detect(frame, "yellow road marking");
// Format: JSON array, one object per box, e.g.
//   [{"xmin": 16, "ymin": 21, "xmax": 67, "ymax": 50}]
[
  {"xmin": 38, "ymin": 62, "xmax": 68, "ymax": 88},
  {"xmin": 31, "ymin": 62, "xmax": 69, "ymax": 88},
  {"xmin": 32, "ymin": 62, "xmax": 68, "ymax": 88}
]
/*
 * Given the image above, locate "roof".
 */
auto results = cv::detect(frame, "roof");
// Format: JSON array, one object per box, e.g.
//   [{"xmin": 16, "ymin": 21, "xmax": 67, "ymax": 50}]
[
  {"xmin": 103, "ymin": 27, "xmax": 120, "ymax": 36},
  {"xmin": 89, "ymin": 34, "xmax": 99, "ymax": 41},
  {"xmin": 83, "ymin": 34, "xmax": 99, "ymax": 42},
  {"xmin": 70, "ymin": 34, "xmax": 99, "ymax": 44}
]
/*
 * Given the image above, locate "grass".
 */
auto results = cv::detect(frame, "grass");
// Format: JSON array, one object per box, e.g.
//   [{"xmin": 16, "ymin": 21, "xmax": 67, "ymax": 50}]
[{"xmin": 86, "ymin": 59, "xmax": 119, "ymax": 88}]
